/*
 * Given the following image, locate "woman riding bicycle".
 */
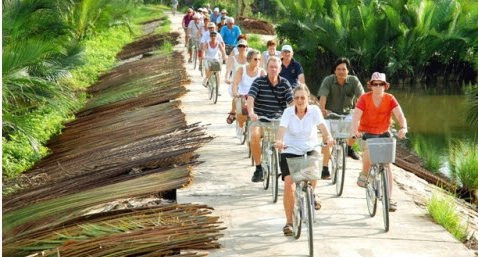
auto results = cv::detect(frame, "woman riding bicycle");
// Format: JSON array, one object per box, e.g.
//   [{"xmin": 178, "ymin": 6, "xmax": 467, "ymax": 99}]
[
  {"xmin": 231, "ymin": 49, "xmax": 265, "ymax": 126},
  {"xmin": 225, "ymin": 39, "xmax": 248, "ymax": 124},
  {"xmin": 275, "ymin": 84, "xmax": 335, "ymax": 236},
  {"xmin": 202, "ymin": 31, "xmax": 226, "ymax": 87},
  {"xmin": 349, "ymin": 72, "xmax": 407, "ymax": 212}
]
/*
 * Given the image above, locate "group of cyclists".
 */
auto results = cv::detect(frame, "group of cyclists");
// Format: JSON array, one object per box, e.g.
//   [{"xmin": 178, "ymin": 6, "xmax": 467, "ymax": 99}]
[{"xmin": 181, "ymin": 6, "xmax": 408, "ymax": 237}]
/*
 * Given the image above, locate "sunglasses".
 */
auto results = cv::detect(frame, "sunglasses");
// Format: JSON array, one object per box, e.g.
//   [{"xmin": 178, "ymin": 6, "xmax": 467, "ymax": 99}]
[
  {"xmin": 253, "ymin": 58, "xmax": 260, "ymax": 61},
  {"xmin": 294, "ymin": 96, "xmax": 306, "ymax": 100},
  {"xmin": 238, "ymin": 45, "xmax": 247, "ymax": 48},
  {"xmin": 371, "ymin": 82, "xmax": 386, "ymax": 87}
]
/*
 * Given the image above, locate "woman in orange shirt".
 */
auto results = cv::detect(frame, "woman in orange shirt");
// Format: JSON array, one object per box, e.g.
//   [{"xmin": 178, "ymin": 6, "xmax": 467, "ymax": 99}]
[{"xmin": 349, "ymin": 72, "xmax": 407, "ymax": 211}]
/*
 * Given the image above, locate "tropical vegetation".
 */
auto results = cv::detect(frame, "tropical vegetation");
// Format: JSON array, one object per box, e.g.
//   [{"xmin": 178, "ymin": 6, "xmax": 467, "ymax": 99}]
[
  {"xmin": 274, "ymin": 0, "xmax": 478, "ymax": 92},
  {"xmin": 449, "ymin": 141, "xmax": 478, "ymax": 196},
  {"xmin": 2, "ymin": 1, "xmax": 162, "ymax": 178}
]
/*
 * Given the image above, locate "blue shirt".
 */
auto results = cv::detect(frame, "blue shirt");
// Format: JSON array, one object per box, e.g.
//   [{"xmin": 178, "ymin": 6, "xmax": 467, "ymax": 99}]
[
  {"xmin": 279, "ymin": 58, "xmax": 304, "ymax": 88},
  {"xmin": 210, "ymin": 13, "xmax": 220, "ymax": 24},
  {"xmin": 220, "ymin": 25, "xmax": 242, "ymax": 46}
]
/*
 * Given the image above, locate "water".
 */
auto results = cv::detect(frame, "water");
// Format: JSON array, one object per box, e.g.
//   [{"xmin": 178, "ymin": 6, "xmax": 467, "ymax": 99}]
[{"xmin": 389, "ymin": 87, "xmax": 477, "ymax": 178}]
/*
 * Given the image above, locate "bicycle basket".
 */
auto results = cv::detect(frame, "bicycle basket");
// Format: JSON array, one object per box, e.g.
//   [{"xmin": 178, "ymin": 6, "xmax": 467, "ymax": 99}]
[
  {"xmin": 287, "ymin": 154, "xmax": 321, "ymax": 182},
  {"xmin": 366, "ymin": 137, "xmax": 396, "ymax": 164},
  {"xmin": 328, "ymin": 119, "xmax": 351, "ymax": 139},
  {"xmin": 262, "ymin": 121, "xmax": 280, "ymax": 143},
  {"xmin": 209, "ymin": 60, "xmax": 221, "ymax": 71}
]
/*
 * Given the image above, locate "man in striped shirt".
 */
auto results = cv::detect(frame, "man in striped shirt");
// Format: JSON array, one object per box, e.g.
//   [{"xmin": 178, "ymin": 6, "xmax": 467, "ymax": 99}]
[{"xmin": 247, "ymin": 56, "xmax": 293, "ymax": 182}]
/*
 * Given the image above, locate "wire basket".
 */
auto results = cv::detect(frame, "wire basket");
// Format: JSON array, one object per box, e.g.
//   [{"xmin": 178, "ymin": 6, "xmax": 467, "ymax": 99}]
[
  {"xmin": 261, "ymin": 121, "xmax": 280, "ymax": 143},
  {"xmin": 287, "ymin": 154, "xmax": 321, "ymax": 182},
  {"xmin": 366, "ymin": 137, "xmax": 396, "ymax": 164},
  {"xmin": 329, "ymin": 119, "xmax": 352, "ymax": 139}
]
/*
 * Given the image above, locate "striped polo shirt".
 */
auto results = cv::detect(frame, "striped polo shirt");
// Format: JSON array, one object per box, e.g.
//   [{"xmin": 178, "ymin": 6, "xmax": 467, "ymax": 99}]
[{"xmin": 248, "ymin": 75, "xmax": 293, "ymax": 119}]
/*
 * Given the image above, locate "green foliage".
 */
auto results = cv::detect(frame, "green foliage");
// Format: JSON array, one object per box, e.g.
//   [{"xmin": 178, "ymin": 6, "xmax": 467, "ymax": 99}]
[
  {"xmin": 411, "ymin": 135, "xmax": 443, "ymax": 172},
  {"xmin": 247, "ymin": 34, "xmax": 266, "ymax": 52},
  {"xmin": 465, "ymin": 86, "xmax": 478, "ymax": 127},
  {"xmin": 448, "ymin": 140, "xmax": 478, "ymax": 190},
  {"xmin": 427, "ymin": 193, "xmax": 468, "ymax": 241},
  {"xmin": 275, "ymin": 0, "xmax": 478, "ymax": 91},
  {"xmin": 2, "ymin": 1, "xmax": 163, "ymax": 178}
]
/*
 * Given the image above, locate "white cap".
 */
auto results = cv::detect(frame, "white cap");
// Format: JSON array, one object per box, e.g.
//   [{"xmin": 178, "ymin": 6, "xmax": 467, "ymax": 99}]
[
  {"xmin": 214, "ymin": 7, "xmax": 219, "ymax": 12},
  {"xmin": 281, "ymin": 44, "xmax": 293, "ymax": 52},
  {"xmin": 193, "ymin": 14, "xmax": 200, "ymax": 19},
  {"xmin": 237, "ymin": 39, "xmax": 248, "ymax": 46},
  {"xmin": 227, "ymin": 17, "xmax": 235, "ymax": 24}
]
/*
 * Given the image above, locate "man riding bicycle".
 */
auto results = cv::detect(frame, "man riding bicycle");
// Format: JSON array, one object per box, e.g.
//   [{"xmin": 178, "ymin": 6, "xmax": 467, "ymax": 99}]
[
  {"xmin": 247, "ymin": 56, "xmax": 293, "ymax": 182},
  {"xmin": 187, "ymin": 14, "xmax": 202, "ymax": 63},
  {"xmin": 279, "ymin": 45, "xmax": 305, "ymax": 89},
  {"xmin": 317, "ymin": 57, "xmax": 364, "ymax": 178},
  {"xmin": 220, "ymin": 17, "xmax": 242, "ymax": 56}
]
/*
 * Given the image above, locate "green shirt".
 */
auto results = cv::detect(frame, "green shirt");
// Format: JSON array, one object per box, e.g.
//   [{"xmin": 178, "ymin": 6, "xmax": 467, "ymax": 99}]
[{"xmin": 317, "ymin": 74, "xmax": 364, "ymax": 115}]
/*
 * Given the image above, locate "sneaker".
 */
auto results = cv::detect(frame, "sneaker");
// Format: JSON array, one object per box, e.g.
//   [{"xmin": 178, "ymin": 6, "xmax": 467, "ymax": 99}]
[
  {"xmin": 251, "ymin": 166, "xmax": 264, "ymax": 182},
  {"xmin": 321, "ymin": 166, "xmax": 331, "ymax": 180},
  {"xmin": 389, "ymin": 200, "xmax": 397, "ymax": 212},
  {"xmin": 347, "ymin": 148, "xmax": 360, "ymax": 160}
]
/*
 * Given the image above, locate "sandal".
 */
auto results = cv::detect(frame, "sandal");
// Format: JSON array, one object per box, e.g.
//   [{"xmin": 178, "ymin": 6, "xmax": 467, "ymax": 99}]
[
  {"xmin": 357, "ymin": 171, "xmax": 367, "ymax": 188},
  {"xmin": 226, "ymin": 112, "xmax": 236, "ymax": 124},
  {"xmin": 314, "ymin": 199, "xmax": 322, "ymax": 210},
  {"xmin": 389, "ymin": 200, "xmax": 397, "ymax": 212},
  {"xmin": 283, "ymin": 223, "xmax": 293, "ymax": 236}
]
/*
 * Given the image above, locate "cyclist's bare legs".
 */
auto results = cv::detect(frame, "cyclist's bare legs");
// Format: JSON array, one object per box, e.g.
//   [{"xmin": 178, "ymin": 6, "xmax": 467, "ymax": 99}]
[
  {"xmin": 322, "ymin": 145, "xmax": 331, "ymax": 167},
  {"xmin": 237, "ymin": 114, "xmax": 247, "ymax": 128},
  {"xmin": 284, "ymin": 175, "xmax": 295, "ymax": 224},
  {"xmin": 250, "ymin": 126, "xmax": 262, "ymax": 165}
]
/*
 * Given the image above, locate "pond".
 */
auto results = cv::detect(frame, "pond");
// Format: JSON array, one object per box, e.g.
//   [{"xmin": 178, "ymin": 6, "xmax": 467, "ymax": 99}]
[{"xmin": 389, "ymin": 86, "xmax": 477, "ymax": 178}]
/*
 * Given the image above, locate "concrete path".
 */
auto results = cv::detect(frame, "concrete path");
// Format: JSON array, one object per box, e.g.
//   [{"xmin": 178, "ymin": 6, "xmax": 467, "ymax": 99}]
[{"xmin": 168, "ymin": 12, "xmax": 474, "ymax": 257}]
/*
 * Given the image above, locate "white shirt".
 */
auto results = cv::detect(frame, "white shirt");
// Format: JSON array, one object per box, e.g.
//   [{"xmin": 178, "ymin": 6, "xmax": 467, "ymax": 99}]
[
  {"xmin": 280, "ymin": 105, "xmax": 326, "ymax": 155},
  {"xmin": 187, "ymin": 21, "xmax": 203, "ymax": 40},
  {"xmin": 237, "ymin": 65, "xmax": 262, "ymax": 95}
]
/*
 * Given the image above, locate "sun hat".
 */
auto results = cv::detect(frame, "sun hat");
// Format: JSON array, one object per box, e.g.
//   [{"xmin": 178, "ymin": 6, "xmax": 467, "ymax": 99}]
[
  {"xmin": 281, "ymin": 45, "xmax": 293, "ymax": 52},
  {"xmin": 368, "ymin": 72, "xmax": 390, "ymax": 89},
  {"xmin": 237, "ymin": 39, "xmax": 248, "ymax": 46},
  {"xmin": 207, "ymin": 22, "xmax": 216, "ymax": 28},
  {"xmin": 198, "ymin": 8, "xmax": 203, "ymax": 12},
  {"xmin": 193, "ymin": 13, "xmax": 200, "ymax": 19},
  {"xmin": 210, "ymin": 31, "xmax": 218, "ymax": 35},
  {"xmin": 214, "ymin": 7, "xmax": 220, "ymax": 12},
  {"xmin": 221, "ymin": 9, "xmax": 228, "ymax": 14}
]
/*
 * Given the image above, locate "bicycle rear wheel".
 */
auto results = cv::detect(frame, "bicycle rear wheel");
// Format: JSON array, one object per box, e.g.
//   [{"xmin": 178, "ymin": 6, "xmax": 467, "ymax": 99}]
[
  {"xmin": 262, "ymin": 143, "xmax": 270, "ymax": 190},
  {"xmin": 293, "ymin": 183, "xmax": 303, "ymax": 239},
  {"xmin": 381, "ymin": 167, "xmax": 390, "ymax": 232},
  {"xmin": 305, "ymin": 185, "xmax": 314, "ymax": 257},
  {"xmin": 271, "ymin": 148, "xmax": 279, "ymax": 203},
  {"xmin": 366, "ymin": 168, "xmax": 377, "ymax": 217},
  {"xmin": 335, "ymin": 142, "xmax": 346, "ymax": 196},
  {"xmin": 193, "ymin": 46, "xmax": 198, "ymax": 70}
]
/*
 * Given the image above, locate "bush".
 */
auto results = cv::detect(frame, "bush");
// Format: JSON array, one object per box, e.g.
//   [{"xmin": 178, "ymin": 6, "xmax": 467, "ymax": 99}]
[
  {"xmin": 427, "ymin": 193, "xmax": 468, "ymax": 241},
  {"xmin": 449, "ymin": 141, "xmax": 478, "ymax": 191}
]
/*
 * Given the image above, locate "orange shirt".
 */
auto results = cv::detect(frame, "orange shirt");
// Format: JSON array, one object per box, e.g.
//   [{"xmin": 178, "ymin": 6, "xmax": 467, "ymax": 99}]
[{"xmin": 355, "ymin": 92, "xmax": 398, "ymax": 134}]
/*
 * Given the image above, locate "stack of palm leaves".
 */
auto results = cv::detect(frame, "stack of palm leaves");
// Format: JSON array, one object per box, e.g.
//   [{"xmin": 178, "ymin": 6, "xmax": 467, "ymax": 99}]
[
  {"xmin": 4, "ymin": 23, "xmax": 221, "ymax": 255},
  {"xmin": 117, "ymin": 32, "xmax": 180, "ymax": 60}
]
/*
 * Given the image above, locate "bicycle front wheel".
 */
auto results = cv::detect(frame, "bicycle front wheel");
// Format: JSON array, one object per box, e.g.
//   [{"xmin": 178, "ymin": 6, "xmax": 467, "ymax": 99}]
[
  {"xmin": 335, "ymin": 142, "xmax": 346, "ymax": 196},
  {"xmin": 271, "ymin": 148, "xmax": 279, "ymax": 203},
  {"xmin": 330, "ymin": 144, "xmax": 338, "ymax": 185},
  {"xmin": 366, "ymin": 168, "xmax": 377, "ymax": 217},
  {"xmin": 305, "ymin": 185, "xmax": 314, "ymax": 256},
  {"xmin": 293, "ymin": 183, "xmax": 303, "ymax": 239},
  {"xmin": 381, "ymin": 166, "xmax": 390, "ymax": 232},
  {"xmin": 193, "ymin": 47, "xmax": 198, "ymax": 70},
  {"xmin": 262, "ymin": 143, "xmax": 270, "ymax": 190},
  {"xmin": 212, "ymin": 72, "xmax": 219, "ymax": 104}
]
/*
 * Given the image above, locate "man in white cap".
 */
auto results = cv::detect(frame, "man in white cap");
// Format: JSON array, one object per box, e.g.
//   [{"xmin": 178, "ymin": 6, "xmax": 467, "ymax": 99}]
[
  {"xmin": 279, "ymin": 44, "xmax": 305, "ymax": 88},
  {"xmin": 210, "ymin": 7, "xmax": 220, "ymax": 24},
  {"xmin": 187, "ymin": 14, "xmax": 203, "ymax": 63}
]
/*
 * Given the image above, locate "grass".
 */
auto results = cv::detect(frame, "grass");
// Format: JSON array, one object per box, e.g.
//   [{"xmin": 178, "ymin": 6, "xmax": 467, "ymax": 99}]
[
  {"xmin": 247, "ymin": 34, "xmax": 267, "ymax": 52},
  {"xmin": 427, "ymin": 193, "xmax": 468, "ymax": 241},
  {"xmin": 411, "ymin": 135, "xmax": 443, "ymax": 173},
  {"xmin": 448, "ymin": 141, "xmax": 478, "ymax": 191}
]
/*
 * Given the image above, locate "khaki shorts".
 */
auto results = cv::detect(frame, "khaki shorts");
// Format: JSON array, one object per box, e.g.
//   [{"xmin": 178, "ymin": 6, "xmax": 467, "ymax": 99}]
[{"xmin": 206, "ymin": 59, "xmax": 221, "ymax": 71}]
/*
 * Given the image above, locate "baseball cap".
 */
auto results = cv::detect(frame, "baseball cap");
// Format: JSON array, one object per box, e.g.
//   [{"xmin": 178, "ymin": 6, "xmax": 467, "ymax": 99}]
[
  {"xmin": 237, "ymin": 39, "xmax": 248, "ymax": 46},
  {"xmin": 281, "ymin": 45, "xmax": 293, "ymax": 52},
  {"xmin": 214, "ymin": 7, "xmax": 219, "ymax": 12}
]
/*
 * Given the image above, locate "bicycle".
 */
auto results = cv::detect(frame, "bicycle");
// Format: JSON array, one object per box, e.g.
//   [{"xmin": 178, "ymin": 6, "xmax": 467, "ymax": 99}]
[
  {"xmin": 234, "ymin": 96, "xmax": 248, "ymax": 145},
  {"xmin": 286, "ymin": 145, "xmax": 323, "ymax": 257},
  {"xmin": 257, "ymin": 116, "xmax": 281, "ymax": 203},
  {"xmin": 326, "ymin": 112, "xmax": 352, "ymax": 197},
  {"xmin": 192, "ymin": 40, "xmax": 200, "ymax": 70},
  {"xmin": 363, "ymin": 135, "xmax": 396, "ymax": 232},
  {"xmin": 205, "ymin": 59, "xmax": 221, "ymax": 104}
]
